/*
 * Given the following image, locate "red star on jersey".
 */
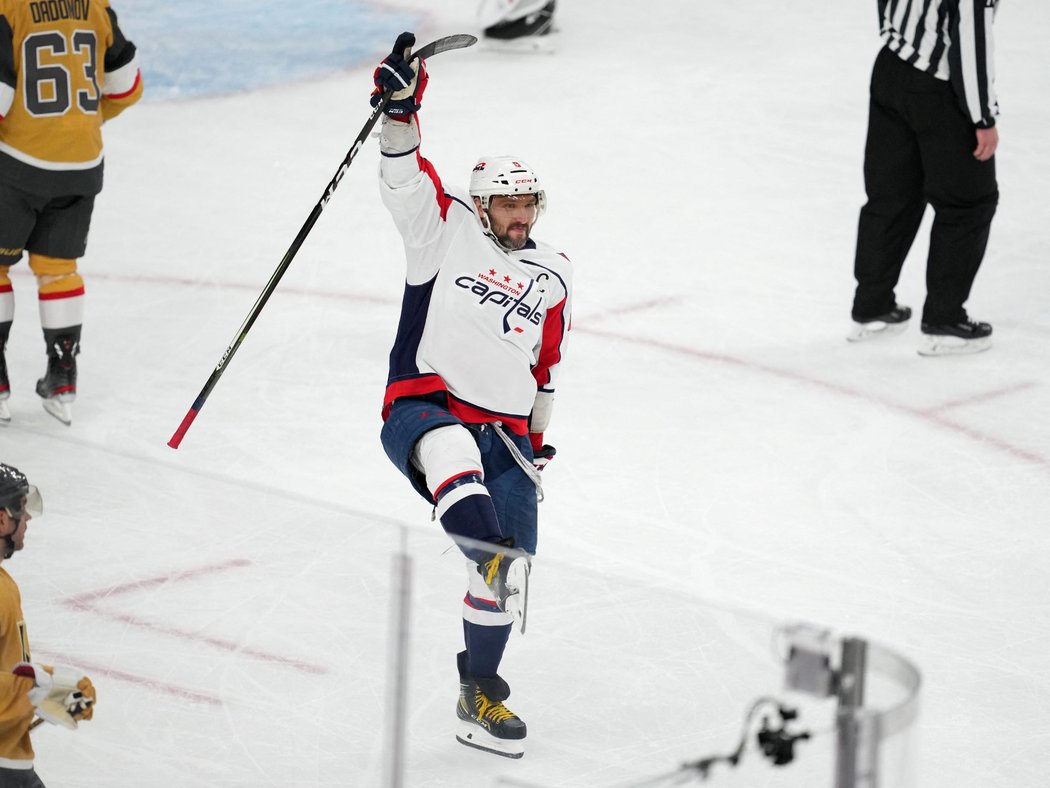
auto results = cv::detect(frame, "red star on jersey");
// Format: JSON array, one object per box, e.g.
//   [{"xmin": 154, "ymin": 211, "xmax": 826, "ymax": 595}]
[
  {"xmin": 489, "ymin": 269, "xmax": 497, "ymax": 276},
  {"xmin": 504, "ymin": 275, "xmax": 512, "ymax": 282},
  {"xmin": 517, "ymin": 282, "xmax": 524, "ymax": 289}
]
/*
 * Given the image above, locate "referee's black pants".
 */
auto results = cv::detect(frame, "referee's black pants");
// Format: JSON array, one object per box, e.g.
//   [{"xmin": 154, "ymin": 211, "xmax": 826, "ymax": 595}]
[{"xmin": 852, "ymin": 46, "xmax": 998, "ymax": 325}]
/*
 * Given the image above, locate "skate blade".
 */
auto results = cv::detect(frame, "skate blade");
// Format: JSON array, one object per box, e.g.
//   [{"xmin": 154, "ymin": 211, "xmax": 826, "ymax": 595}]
[
  {"xmin": 41, "ymin": 397, "xmax": 73, "ymax": 425},
  {"xmin": 504, "ymin": 558, "xmax": 531, "ymax": 634},
  {"xmin": 846, "ymin": 320, "xmax": 909, "ymax": 342},
  {"xmin": 456, "ymin": 721, "xmax": 525, "ymax": 759},
  {"xmin": 917, "ymin": 335, "xmax": 992, "ymax": 356},
  {"xmin": 0, "ymin": 402, "xmax": 10, "ymax": 423}
]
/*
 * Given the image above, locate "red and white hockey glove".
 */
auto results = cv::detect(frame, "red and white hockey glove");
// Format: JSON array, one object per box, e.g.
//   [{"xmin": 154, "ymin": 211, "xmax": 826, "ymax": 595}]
[
  {"xmin": 370, "ymin": 31, "xmax": 429, "ymax": 118},
  {"xmin": 13, "ymin": 662, "xmax": 96, "ymax": 729}
]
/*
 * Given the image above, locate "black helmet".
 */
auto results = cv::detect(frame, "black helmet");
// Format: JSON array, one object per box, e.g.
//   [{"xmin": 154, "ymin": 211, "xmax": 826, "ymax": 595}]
[{"xmin": 0, "ymin": 463, "xmax": 42, "ymax": 518}]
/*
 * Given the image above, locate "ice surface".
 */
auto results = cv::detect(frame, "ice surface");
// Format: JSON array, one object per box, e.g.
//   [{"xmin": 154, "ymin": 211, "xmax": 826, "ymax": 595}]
[{"xmin": 2, "ymin": 1, "xmax": 1049, "ymax": 786}]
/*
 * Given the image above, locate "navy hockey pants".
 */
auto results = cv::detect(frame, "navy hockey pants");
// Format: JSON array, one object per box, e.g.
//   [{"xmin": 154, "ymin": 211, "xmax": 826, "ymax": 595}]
[{"xmin": 380, "ymin": 396, "xmax": 538, "ymax": 554}]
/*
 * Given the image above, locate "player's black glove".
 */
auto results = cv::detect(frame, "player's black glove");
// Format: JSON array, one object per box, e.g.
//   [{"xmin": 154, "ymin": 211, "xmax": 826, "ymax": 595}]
[
  {"xmin": 370, "ymin": 32, "xmax": 429, "ymax": 118},
  {"xmin": 532, "ymin": 444, "xmax": 556, "ymax": 472}
]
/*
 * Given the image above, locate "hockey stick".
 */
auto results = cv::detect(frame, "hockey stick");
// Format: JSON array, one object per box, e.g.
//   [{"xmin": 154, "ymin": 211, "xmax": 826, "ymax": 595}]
[{"xmin": 167, "ymin": 34, "xmax": 477, "ymax": 449}]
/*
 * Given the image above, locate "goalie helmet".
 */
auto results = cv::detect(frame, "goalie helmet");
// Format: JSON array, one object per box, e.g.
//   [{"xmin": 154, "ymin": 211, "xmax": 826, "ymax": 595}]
[{"xmin": 469, "ymin": 156, "xmax": 547, "ymax": 217}]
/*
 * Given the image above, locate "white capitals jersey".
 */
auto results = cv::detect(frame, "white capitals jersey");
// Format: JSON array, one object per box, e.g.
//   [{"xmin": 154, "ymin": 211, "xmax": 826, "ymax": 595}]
[{"xmin": 378, "ymin": 125, "xmax": 572, "ymax": 436}]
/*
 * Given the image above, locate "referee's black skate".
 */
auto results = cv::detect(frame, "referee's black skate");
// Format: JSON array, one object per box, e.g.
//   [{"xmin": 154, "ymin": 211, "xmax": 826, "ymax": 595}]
[
  {"xmin": 455, "ymin": 651, "xmax": 526, "ymax": 758},
  {"xmin": 918, "ymin": 317, "xmax": 992, "ymax": 356},
  {"xmin": 847, "ymin": 305, "xmax": 912, "ymax": 342},
  {"xmin": 36, "ymin": 331, "xmax": 79, "ymax": 426}
]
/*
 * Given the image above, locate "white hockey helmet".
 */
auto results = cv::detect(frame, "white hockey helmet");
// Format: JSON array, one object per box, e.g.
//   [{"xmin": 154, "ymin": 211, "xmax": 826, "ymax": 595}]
[{"xmin": 469, "ymin": 156, "xmax": 547, "ymax": 217}]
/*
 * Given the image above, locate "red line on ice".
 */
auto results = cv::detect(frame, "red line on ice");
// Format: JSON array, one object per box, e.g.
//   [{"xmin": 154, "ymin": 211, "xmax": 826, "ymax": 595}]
[
  {"xmin": 577, "ymin": 326, "xmax": 1047, "ymax": 469},
  {"xmin": 35, "ymin": 650, "xmax": 223, "ymax": 705},
  {"xmin": 65, "ymin": 559, "xmax": 253, "ymax": 604},
  {"xmin": 64, "ymin": 559, "xmax": 329, "ymax": 675},
  {"xmin": 17, "ymin": 265, "xmax": 1040, "ymax": 469},
  {"xmin": 920, "ymin": 380, "xmax": 1038, "ymax": 414}
]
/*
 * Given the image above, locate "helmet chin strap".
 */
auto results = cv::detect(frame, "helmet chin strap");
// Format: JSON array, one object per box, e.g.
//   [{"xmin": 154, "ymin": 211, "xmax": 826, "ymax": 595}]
[
  {"xmin": 1, "ymin": 516, "xmax": 14, "ymax": 559},
  {"xmin": 481, "ymin": 210, "xmax": 510, "ymax": 250}
]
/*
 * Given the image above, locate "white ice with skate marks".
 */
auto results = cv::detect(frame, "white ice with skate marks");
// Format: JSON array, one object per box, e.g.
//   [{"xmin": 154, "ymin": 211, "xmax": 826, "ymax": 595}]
[
  {"xmin": 478, "ymin": 33, "xmax": 559, "ymax": 56},
  {"xmin": 4, "ymin": 0, "xmax": 1050, "ymax": 786}
]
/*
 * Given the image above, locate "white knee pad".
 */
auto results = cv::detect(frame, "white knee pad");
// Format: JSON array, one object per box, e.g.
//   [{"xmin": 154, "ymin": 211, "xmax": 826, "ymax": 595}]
[{"xmin": 413, "ymin": 425, "xmax": 484, "ymax": 500}]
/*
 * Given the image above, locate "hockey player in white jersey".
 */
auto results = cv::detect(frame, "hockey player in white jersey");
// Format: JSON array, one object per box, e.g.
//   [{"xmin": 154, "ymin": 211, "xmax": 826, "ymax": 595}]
[{"xmin": 370, "ymin": 32, "xmax": 572, "ymax": 758}]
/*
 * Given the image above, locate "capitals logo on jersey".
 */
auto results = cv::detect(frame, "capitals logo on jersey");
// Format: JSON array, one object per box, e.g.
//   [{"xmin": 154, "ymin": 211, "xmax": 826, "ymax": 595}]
[{"xmin": 456, "ymin": 267, "xmax": 545, "ymax": 333}]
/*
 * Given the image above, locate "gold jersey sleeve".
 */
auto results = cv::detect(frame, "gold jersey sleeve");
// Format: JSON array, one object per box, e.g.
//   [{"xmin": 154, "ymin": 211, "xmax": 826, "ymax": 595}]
[
  {"xmin": 0, "ymin": 0, "xmax": 143, "ymax": 173},
  {"xmin": 0, "ymin": 568, "xmax": 36, "ymax": 767}
]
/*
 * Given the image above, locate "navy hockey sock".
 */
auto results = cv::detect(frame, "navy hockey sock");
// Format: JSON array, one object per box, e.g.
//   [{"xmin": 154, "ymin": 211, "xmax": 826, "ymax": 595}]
[
  {"xmin": 462, "ymin": 618, "xmax": 513, "ymax": 678},
  {"xmin": 437, "ymin": 475, "xmax": 506, "ymax": 562}
]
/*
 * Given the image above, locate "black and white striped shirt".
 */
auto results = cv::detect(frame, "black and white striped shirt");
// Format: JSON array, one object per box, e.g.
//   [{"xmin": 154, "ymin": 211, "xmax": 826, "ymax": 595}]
[{"xmin": 878, "ymin": 0, "xmax": 1000, "ymax": 127}]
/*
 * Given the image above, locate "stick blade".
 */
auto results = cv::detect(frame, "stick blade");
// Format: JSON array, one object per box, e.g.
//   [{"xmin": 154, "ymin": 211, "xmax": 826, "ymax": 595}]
[{"xmin": 413, "ymin": 34, "xmax": 477, "ymax": 60}]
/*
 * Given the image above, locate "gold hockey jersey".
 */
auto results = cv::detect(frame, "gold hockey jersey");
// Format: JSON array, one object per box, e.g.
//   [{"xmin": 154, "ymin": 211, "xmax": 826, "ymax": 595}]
[
  {"xmin": 0, "ymin": 0, "xmax": 143, "ymax": 195},
  {"xmin": 0, "ymin": 567, "xmax": 36, "ymax": 769}
]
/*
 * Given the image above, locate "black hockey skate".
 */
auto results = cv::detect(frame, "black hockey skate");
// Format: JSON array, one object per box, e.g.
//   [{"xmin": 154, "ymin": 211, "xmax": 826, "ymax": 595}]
[
  {"xmin": 847, "ymin": 305, "xmax": 912, "ymax": 342},
  {"xmin": 36, "ymin": 330, "xmax": 79, "ymax": 425},
  {"xmin": 481, "ymin": 0, "xmax": 557, "ymax": 54},
  {"xmin": 455, "ymin": 651, "xmax": 526, "ymax": 758},
  {"xmin": 477, "ymin": 544, "xmax": 531, "ymax": 632},
  {"xmin": 918, "ymin": 317, "xmax": 992, "ymax": 356}
]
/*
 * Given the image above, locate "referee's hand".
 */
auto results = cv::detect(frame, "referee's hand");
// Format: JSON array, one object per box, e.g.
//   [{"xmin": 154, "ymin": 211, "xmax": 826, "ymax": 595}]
[{"xmin": 974, "ymin": 127, "xmax": 998, "ymax": 161}]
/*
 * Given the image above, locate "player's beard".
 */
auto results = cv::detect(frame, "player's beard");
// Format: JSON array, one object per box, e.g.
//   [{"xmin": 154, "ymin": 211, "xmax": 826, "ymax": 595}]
[{"xmin": 498, "ymin": 221, "xmax": 530, "ymax": 250}]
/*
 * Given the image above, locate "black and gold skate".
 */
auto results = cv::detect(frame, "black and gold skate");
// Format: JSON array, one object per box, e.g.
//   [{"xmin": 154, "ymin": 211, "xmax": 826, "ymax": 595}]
[
  {"xmin": 477, "ymin": 543, "xmax": 531, "ymax": 632},
  {"xmin": 456, "ymin": 678, "xmax": 526, "ymax": 758},
  {"xmin": 455, "ymin": 650, "xmax": 526, "ymax": 758}
]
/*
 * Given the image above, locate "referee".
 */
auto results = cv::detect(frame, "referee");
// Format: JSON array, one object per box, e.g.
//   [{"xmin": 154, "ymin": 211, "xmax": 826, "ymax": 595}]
[{"xmin": 848, "ymin": 0, "xmax": 1000, "ymax": 356}]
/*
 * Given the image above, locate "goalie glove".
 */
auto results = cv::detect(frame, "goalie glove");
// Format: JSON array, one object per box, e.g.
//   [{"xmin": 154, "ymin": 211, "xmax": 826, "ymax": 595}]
[
  {"xmin": 13, "ymin": 662, "xmax": 96, "ymax": 730},
  {"xmin": 370, "ymin": 31, "xmax": 429, "ymax": 118}
]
